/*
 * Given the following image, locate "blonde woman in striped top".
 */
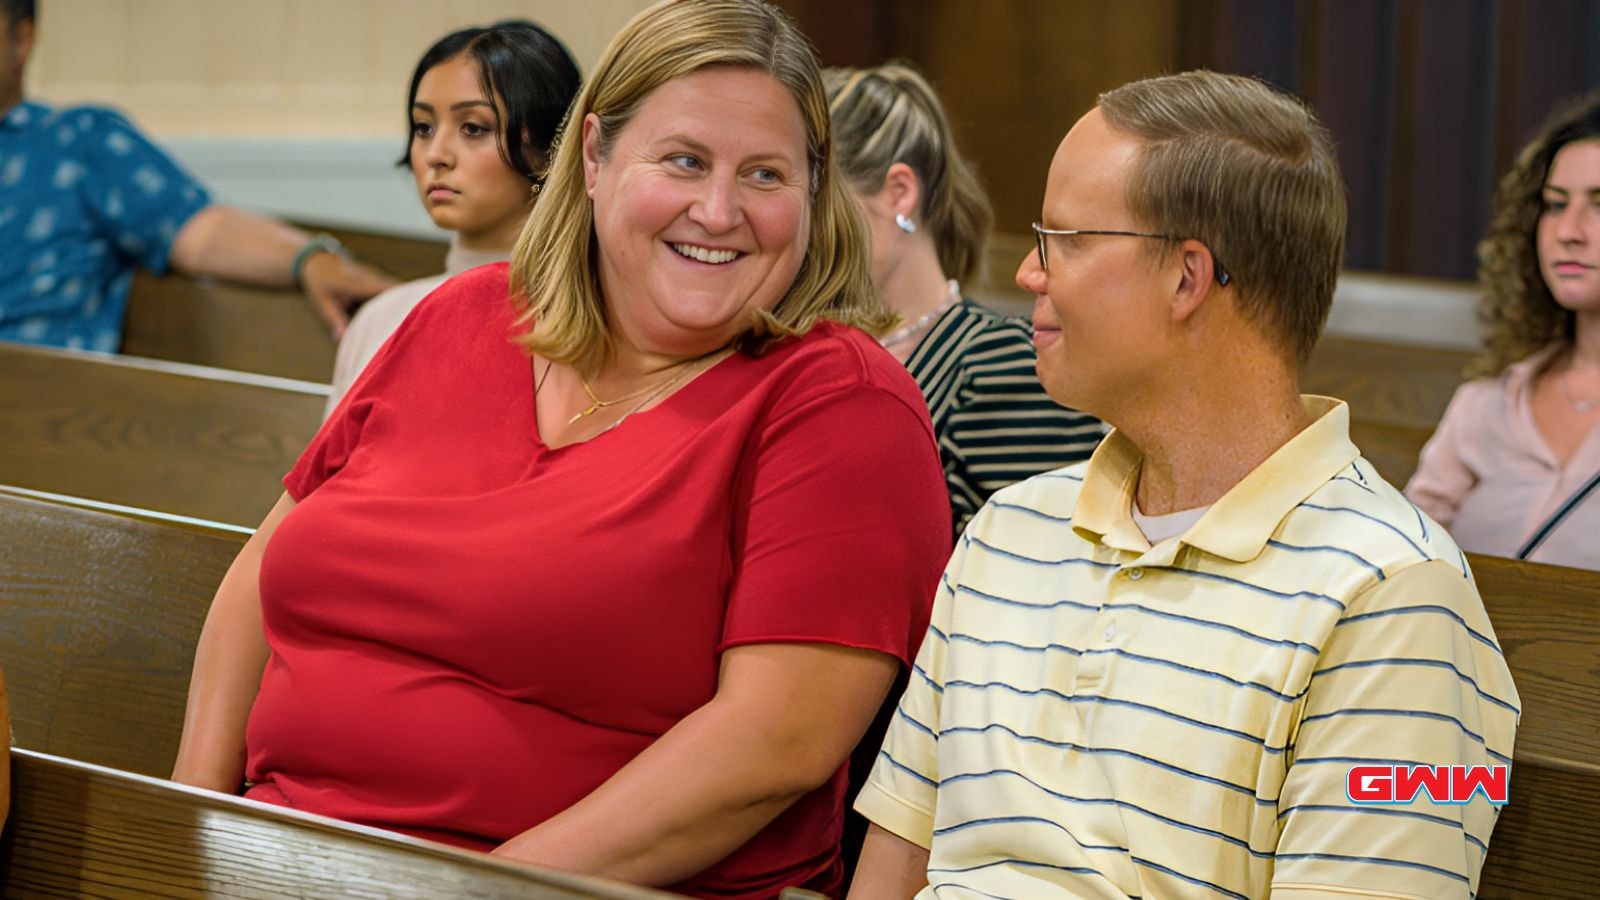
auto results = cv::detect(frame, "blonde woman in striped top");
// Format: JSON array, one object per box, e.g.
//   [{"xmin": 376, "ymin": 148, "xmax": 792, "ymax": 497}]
[{"xmin": 825, "ymin": 63, "xmax": 1104, "ymax": 541}]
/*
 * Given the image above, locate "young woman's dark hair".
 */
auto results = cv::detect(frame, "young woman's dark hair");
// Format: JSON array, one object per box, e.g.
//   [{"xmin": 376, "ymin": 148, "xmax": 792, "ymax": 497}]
[{"xmin": 398, "ymin": 19, "xmax": 581, "ymax": 184}]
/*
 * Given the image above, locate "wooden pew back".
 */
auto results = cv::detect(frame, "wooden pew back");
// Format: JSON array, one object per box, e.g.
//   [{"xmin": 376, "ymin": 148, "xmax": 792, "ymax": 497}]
[
  {"xmin": 1, "ymin": 667, "xmax": 8, "ymax": 837},
  {"xmin": 123, "ymin": 274, "xmax": 339, "ymax": 383},
  {"xmin": 124, "ymin": 225, "xmax": 447, "ymax": 382},
  {"xmin": 0, "ymin": 748, "xmax": 671, "ymax": 898},
  {"xmin": 315, "ymin": 223, "xmax": 449, "ymax": 282},
  {"xmin": 0, "ymin": 487, "xmax": 245, "ymax": 778},
  {"xmin": 1469, "ymin": 553, "xmax": 1600, "ymax": 898},
  {"xmin": 1302, "ymin": 337, "xmax": 1472, "ymax": 431},
  {"xmin": 1301, "ymin": 337, "xmax": 1473, "ymax": 488},
  {"xmin": 0, "ymin": 342, "xmax": 323, "ymax": 527}
]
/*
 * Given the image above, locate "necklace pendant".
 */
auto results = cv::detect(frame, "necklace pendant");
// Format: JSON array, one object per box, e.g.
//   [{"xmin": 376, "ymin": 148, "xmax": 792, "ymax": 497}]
[{"xmin": 567, "ymin": 403, "xmax": 601, "ymax": 425}]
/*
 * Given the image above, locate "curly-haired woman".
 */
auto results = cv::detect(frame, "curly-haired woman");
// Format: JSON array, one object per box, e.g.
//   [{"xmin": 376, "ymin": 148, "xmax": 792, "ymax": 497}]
[{"xmin": 1406, "ymin": 92, "xmax": 1600, "ymax": 568}]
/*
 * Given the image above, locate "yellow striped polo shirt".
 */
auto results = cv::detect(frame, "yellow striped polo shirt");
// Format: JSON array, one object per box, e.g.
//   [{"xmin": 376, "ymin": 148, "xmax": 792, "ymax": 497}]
[{"xmin": 857, "ymin": 397, "xmax": 1520, "ymax": 900}]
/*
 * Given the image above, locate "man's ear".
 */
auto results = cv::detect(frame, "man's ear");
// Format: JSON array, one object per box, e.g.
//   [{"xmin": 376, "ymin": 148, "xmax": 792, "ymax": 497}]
[{"xmin": 1170, "ymin": 239, "xmax": 1222, "ymax": 324}]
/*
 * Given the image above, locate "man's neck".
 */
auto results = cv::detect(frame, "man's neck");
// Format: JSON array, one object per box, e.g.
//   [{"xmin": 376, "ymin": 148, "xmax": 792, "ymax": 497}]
[
  {"xmin": 1117, "ymin": 356, "xmax": 1311, "ymax": 516},
  {"xmin": 0, "ymin": 92, "xmax": 21, "ymax": 120}
]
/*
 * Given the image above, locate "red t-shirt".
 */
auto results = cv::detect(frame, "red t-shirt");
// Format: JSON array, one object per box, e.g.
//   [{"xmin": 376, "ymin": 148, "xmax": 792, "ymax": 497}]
[{"xmin": 243, "ymin": 264, "xmax": 950, "ymax": 898}]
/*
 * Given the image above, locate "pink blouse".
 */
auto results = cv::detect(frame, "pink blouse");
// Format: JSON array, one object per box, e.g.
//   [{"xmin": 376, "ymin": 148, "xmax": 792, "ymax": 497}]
[{"xmin": 1405, "ymin": 344, "xmax": 1600, "ymax": 569}]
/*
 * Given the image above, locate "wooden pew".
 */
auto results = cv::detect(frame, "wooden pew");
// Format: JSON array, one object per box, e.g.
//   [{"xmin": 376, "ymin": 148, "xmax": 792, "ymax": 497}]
[
  {"xmin": 0, "ymin": 486, "xmax": 245, "ymax": 778},
  {"xmin": 1345, "ymin": 419, "xmax": 1433, "ymax": 488},
  {"xmin": 0, "ymin": 341, "xmax": 324, "ymax": 527},
  {"xmin": 313, "ymin": 223, "xmax": 449, "ymax": 283},
  {"xmin": 0, "ymin": 748, "xmax": 672, "ymax": 898},
  {"xmin": 123, "ymin": 274, "xmax": 339, "ymax": 383},
  {"xmin": 124, "ymin": 225, "xmax": 448, "ymax": 382},
  {"xmin": 1, "ymin": 667, "xmax": 9, "ymax": 838},
  {"xmin": 1470, "ymin": 553, "xmax": 1600, "ymax": 898},
  {"xmin": 6, "ymin": 483, "xmax": 1592, "ymax": 895},
  {"xmin": 1302, "ymin": 338, "xmax": 1473, "ymax": 487},
  {"xmin": 1303, "ymin": 336, "xmax": 1472, "ymax": 432}
]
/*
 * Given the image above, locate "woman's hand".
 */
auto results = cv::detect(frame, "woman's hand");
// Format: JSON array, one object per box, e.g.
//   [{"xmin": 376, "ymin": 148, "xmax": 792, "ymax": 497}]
[{"xmin": 490, "ymin": 641, "xmax": 900, "ymax": 887}]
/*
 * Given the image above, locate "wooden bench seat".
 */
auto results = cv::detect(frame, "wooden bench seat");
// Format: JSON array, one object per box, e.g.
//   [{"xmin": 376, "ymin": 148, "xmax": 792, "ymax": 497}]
[
  {"xmin": 1470, "ymin": 554, "xmax": 1600, "ymax": 898},
  {"xmin": 0, "ymin": 486, "xmax": 244, "ymax": 778},
  {"xmin": 0, "ymin": 748, "xmax": 672, "ymax": 899},
  {"xmin": 0, "ymin": 341, "xmax": 323, "ymax": 526}
]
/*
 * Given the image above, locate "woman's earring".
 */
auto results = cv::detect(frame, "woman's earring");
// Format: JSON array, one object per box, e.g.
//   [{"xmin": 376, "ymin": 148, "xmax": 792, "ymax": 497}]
[{"xmin": 895, "ymin": 213, "xmax": 917, "ymax": 234}]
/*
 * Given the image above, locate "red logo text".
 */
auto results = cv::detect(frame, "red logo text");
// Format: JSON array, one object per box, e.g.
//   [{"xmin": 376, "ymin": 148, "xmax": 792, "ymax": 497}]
[{"xmin": 1346, "ymin": 765, "xmax": 1509, "ymax": 805}]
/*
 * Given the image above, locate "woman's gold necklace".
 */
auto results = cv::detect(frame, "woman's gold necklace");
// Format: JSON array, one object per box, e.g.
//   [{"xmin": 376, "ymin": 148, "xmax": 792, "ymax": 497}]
[
  {"xmin": 569, "ymin": 372, "xmax": 672, "ymax": 424},
  {"xmin": 558, "ymin": 352, "xmax": 722, "ymax": 427}
]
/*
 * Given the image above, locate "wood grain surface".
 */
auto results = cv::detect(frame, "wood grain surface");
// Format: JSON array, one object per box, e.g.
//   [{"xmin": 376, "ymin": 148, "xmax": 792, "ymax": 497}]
[
  {"xmin": 1470, "ymin": 553, "xmax": 1600, "ymax": 898},
  {"xmin": 1472, "ymin": 555, "xmax": 1600, "ymax": 770},
  {"xmin": 0, "ymin": 749, "xmax": 676, "ymax": 899},
  {"xmin": 314, "ymin": 223, "xmax": 449, "ymax": 283},
  {"xmin": 123, "ymin": 273, "xmax": 340, "ymax": 384},
  {"xmin": 0, "ymin": 342, "xmax": 324, "ymax": 526},
  {"xmin": 1, "ymin": 667, "xmax": 9, "ymax": 836},
  {"xmin": 1303, "ymin": 337, "xmax": 1472, "ymax": 431},
  {"xmin": 1346, "ymin": 419, "xmax": 1433, "ymax": 489},
  {"xmin": 124, "ymin": 226, "xmax": 448, "ymax": 383},
  {"xmin": 1, "ymin": 487, "xmax": 245, "ymax": 778}
]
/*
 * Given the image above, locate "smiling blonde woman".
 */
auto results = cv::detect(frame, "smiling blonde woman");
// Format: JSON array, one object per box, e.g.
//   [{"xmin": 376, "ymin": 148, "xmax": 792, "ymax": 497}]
[{"xmin": 171, "ymin": 2, "xmax": 950, "ymax": 897}]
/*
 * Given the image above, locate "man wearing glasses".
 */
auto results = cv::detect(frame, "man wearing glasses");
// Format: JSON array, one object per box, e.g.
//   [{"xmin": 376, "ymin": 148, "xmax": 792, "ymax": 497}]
[{"xmin": 848, "ymin": 71, "xmax": 1518, "ymax": 900}]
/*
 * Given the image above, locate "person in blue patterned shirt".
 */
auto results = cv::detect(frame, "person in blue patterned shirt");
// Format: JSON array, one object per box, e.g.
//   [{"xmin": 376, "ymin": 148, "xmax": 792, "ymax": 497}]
[{"xmin": 0, "ymin": 0, "xmax": 394, "ymax": 353}]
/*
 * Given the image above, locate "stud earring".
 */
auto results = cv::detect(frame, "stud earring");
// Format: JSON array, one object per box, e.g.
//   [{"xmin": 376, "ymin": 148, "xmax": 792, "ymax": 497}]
[{"xmin": 895, "ymin": 213, "xmax": 917, "ymax": 234}]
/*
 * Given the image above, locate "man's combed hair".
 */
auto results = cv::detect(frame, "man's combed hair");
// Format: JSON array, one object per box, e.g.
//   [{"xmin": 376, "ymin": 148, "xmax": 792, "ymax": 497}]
[
  {"xmin": 1099, "ymin": 71, "xmax": 1347, "ymax": 366},
  {"xmin": 825, "ymin": 62, "xmax": 993, "ymax": 285},
  {"xmin": 509, "ymin": 0, "xmax": 890, "ymax": 373},
  {"xmin": 1474, "ymin": 90, "xmax": 1600, "ymax": 377},
  {"xmin": 2, "ymin": 0, "xmax": 34, "ymax": 25}
]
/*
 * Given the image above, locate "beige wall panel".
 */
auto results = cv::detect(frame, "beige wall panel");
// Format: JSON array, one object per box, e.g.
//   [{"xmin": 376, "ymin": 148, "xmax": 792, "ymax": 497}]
[
  {"xmin": 26, "ymin": 0, "xmax": 655, "ymax": 137},
  {"xmin": 29, "ymin": 0, "xmax": 130, "ymax": 96},
  {"xmin": 280, "ymin": 0, "xmax": 375, "ymax": 100},
  {"xmin": 125, "ymin": 0, "xmax": 208, "ymax": 88}
]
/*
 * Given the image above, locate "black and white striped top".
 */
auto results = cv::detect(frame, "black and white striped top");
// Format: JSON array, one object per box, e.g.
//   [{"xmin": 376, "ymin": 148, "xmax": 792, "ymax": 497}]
[{"xmin": 905, "ymin": 299, "xmax": 1104, "ymax": 539}]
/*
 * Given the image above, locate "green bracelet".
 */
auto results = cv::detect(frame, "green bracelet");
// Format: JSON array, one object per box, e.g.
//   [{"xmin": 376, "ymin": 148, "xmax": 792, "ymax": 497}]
[{"xmin": 291, "ymin": 233, "xmax": 345, "ymax": 286}]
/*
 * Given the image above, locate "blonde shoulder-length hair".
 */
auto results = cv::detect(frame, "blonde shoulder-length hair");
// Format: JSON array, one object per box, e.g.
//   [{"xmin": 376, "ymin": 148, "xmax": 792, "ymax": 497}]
[{"xmin": 510, "ymin": 0, "xmax": 889, "ymax": 372}]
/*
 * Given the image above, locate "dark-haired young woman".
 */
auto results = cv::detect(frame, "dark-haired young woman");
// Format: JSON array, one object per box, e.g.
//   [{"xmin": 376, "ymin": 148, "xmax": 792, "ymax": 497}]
[{"xmin": 326, "ymin": 20, "xmax": 580, "ymax": 411}]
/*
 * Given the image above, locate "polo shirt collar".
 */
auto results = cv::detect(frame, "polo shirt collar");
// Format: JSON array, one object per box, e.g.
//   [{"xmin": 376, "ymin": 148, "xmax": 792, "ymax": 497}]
[{"xmin": 1074, "ymin": 396, "xmax": 1359, "ymax": 562}]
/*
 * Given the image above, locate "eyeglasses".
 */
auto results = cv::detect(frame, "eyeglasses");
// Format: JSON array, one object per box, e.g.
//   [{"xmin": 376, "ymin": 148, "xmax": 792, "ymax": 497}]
[{"xmin": 1032, "ymin": 222, "xmax": 1231, "ymax": 286}]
